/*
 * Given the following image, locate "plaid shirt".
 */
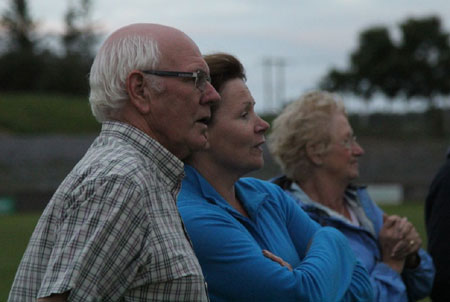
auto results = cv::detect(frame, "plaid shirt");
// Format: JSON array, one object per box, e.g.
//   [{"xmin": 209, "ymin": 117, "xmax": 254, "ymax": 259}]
[{"xmin": 9, "ymin": 121, "xmax": 208, "ymax": 302}]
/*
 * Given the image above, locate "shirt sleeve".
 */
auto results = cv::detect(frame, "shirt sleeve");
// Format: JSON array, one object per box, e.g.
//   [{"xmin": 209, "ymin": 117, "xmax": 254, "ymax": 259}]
[
  {"xmin": 304, "ymin": 227, "xmax": 373, "ymax": 302},
  {"xmin": 368, "ymin": 249, "xmax": 434, "ymax": 302},
  {"xmin": 359, "ymin": 195, "xmax": 409, "ymax": 302},
  {"xmin": 402, "ymin": 248, "xmax": 435, "ymax": 301},
  {"xmin": 369, "ymin": 261, "xmax": 408, "ymax": 302},
  {"xmin": 360, "ymin": 188, "xmax": 434, "ymax": 302},
  {"xmin": 181, "ymin": 200, "xmax": 372, "ymax": 302},
  {"xmin": 343, "ymin": 260, "xmax": 375, "ymax": 302},
  {"xmin": 283, "ymin": 187, "xmax": 374, "ymax": 302},
  {"xmin": 38, "ymin": 176, "xmax": 149, "ymax": 301}
]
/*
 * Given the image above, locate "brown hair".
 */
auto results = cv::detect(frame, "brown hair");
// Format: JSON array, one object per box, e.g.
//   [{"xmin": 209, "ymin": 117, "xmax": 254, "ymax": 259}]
[{"xmin": 204, "ymin": 52, "xmax": 246, "ymax": 93}]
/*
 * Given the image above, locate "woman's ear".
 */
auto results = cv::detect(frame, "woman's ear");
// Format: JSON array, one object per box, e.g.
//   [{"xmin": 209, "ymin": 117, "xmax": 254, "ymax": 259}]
[
  {"xmin": 126, "ymin": 71, "xmax": 151, "ymax": 114},
  {"xmin": 306, "ymin": 142, "xmax": 324, "ymax": 166}
]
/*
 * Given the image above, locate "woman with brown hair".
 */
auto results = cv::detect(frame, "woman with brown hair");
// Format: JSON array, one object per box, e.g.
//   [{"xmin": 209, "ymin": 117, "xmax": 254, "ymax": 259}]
[{"xmin": 178, "ymin": 54, "xmax": 373, "ymax": 302}]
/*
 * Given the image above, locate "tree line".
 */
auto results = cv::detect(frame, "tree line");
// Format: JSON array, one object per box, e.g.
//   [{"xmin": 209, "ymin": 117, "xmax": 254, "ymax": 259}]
[
  {"xmin": 319, "ymin": 15, "xmax": 450, "ymax": 136},
  {"xmin": 320, "ymin": 15, "xmax": 450, "ymax": 107},
  {"xmin": 1, "ymin": 1, "xmax": 450, "ymax": 121},
  {"xmin": 0, "ymin": 0, "xmax": 97, "ymax": 95}
]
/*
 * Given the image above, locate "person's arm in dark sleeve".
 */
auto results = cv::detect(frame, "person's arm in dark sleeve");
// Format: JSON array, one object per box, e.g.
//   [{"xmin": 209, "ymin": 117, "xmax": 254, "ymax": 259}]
[{"xmin": 426, "ymin": 162, "xmax": 450, "ymax": 301}]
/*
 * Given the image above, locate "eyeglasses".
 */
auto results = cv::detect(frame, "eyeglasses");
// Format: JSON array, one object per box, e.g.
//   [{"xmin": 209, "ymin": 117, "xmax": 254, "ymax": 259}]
[
  {"xmin": 340, "ymin": 135, "xmax": 358, "ymax": 149},
  {"xmin": 141, "ymin": 69, "xmax": 211, "ymax": 92}
]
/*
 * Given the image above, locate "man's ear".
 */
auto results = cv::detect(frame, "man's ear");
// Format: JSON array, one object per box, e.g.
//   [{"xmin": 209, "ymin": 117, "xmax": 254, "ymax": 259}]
[
  {"xmin": 126, "ymin": 71, "xmax": 151, "ymax": 114},
  {"xmin": 306, "ymin": 142, "xmax": 324, "ymax": 166}
]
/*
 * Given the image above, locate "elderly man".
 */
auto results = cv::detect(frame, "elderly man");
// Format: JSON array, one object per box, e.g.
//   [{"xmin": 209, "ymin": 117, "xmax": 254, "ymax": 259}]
[{"xmin": 8, "ymin": 23, "xmax": 220, "ymax": 302}]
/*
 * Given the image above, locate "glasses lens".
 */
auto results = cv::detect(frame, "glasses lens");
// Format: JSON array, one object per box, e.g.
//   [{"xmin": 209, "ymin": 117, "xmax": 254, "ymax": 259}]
[
  {"xmin": 195, "ymin": 70, "xmax": 211, "ymax": 92},
  {"xmin": 343, "ymin": 136, "xmax": 356, "ymax": 149}
]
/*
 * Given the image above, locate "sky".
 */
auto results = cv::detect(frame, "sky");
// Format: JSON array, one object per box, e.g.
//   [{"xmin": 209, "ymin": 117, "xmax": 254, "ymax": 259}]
[{"xmin": 1, "ymin": 0, "xmax": 450, "ymax": 113}]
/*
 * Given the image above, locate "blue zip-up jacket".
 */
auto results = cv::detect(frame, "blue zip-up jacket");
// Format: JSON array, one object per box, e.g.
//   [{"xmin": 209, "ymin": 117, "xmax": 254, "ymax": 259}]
[
  {"xmin": 274, "ymin": 176, "xmax": 434, "ymax": 302},
  {"xmin": 178, "ymin": 165, "xmax": 373, "ymax": 302}
]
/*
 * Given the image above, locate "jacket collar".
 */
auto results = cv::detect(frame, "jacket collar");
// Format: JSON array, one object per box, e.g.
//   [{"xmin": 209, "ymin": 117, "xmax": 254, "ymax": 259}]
[
  {"xmin": 183, "ymin": 165, "xmax": 268, "ymax": 220},
  {"xmin": 288, "ymin": 181, "xmax": 376, "ymax": 236}
]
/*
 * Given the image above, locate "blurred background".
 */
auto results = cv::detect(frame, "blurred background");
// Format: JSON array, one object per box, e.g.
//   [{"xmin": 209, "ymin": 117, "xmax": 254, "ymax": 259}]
[{"xmin": 1, "ymin": 1, "xmax": 450, "ymax": 300}]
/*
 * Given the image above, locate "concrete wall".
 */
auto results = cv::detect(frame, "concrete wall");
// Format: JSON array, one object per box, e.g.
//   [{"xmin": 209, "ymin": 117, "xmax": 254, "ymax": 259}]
[
  {"xmin": 0, "ymin": 135, "xmax": 96, "ymax": 212},
  {"xmin": 1, "ymin": 135, "xmax": 448, "ymax": 212}
]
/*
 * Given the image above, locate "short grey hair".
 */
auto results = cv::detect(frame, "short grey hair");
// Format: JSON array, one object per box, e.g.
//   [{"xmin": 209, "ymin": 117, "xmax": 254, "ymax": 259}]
[
  {"xmin": 89, "ymin": 34, "xmax": 161, "ymax": 122},
  {"xmin": 268, "ymin": 90, "xmax": 346, "ymax": 182}
]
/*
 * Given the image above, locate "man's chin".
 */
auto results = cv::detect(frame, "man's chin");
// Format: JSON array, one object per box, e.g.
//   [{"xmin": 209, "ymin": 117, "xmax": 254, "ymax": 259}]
[
  {"xmin": 349, "ymin": 172, "xmax": 359, "ymax": 181},
  {"xmin": 199, "ymin": 131, "xmax": 210, "ymax": 150},
  {"xmin": 189, "ymin": 134, "xmax": 210, "ymax": 152},
  {"xmin": 202, "ymin": 131, "xmax": 209, "ymax": 148},
  {"xmin": 202, "ymin": 141, "xmax": 210, "ymax": 150}
]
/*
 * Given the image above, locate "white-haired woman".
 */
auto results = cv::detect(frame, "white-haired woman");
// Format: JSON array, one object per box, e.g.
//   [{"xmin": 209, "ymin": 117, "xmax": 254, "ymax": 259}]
[{"xmin": 268, "ymin": 90, "xmax": 435, "ymax": 302}]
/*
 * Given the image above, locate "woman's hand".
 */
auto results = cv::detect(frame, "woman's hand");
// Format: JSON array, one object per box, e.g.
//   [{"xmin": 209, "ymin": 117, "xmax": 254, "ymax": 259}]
[
  {"xmin": 262, "ymin": 249, "xmax": 293, "ymax": 271},
  {"xmin": 389, "ymin": 215, "xmax": 422, "ymax": 269},
  {"xmin": 379, "ymin": 214, "xmax": 406, "ymax": 273},
  {"xmin": 390, "ymin": 217, "xmax": 422, "ymax": 260}
]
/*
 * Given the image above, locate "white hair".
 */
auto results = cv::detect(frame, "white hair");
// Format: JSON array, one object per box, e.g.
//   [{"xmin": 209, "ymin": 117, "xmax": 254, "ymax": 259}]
[
  {"xmin": 268, "ymin": 90, "xmax": 347, "ymax": 182},
  {"xmin": 89, "ymin": 34, "xmax": 161, "ymax": 122}
]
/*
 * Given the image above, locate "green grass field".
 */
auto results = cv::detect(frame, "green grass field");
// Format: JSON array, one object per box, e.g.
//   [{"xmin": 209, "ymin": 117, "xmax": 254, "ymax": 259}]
[
  {"xmin": 0, "ymin": 213, "xmax": 40, "ymax": 300},
  {"xmin": 0, "ymin": 203, "xmax": 431, "ymax": 301},
  {"xmin": 0, "ymin": 93, "xmax": 100, "ymax": 134},
  {"xmin": 0, "ymin": 93, "xmax": 274, "ymax": 135}
]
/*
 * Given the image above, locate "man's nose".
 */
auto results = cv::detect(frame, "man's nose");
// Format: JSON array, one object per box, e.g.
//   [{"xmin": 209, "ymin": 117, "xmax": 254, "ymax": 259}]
[{"xmin": 200, "ymin": 82, "xmax": 220, "ymax": 104}]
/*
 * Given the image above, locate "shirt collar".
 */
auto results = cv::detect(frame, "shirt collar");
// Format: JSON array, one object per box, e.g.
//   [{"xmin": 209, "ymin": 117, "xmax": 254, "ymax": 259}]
[
  {"xmin": 289, "ymin": 181, "xmax": 375, "ymax": 235},
  {"xmin": 289, "ymin": 182, "xmax": 350, "ymax": 221},
  {"xmin": 182, "ymin": 165, "xmax": 268, "ymax": 219},
  {"xmin": 100, "ymin": 121, "xmax": 185, "ymax": 186}
]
